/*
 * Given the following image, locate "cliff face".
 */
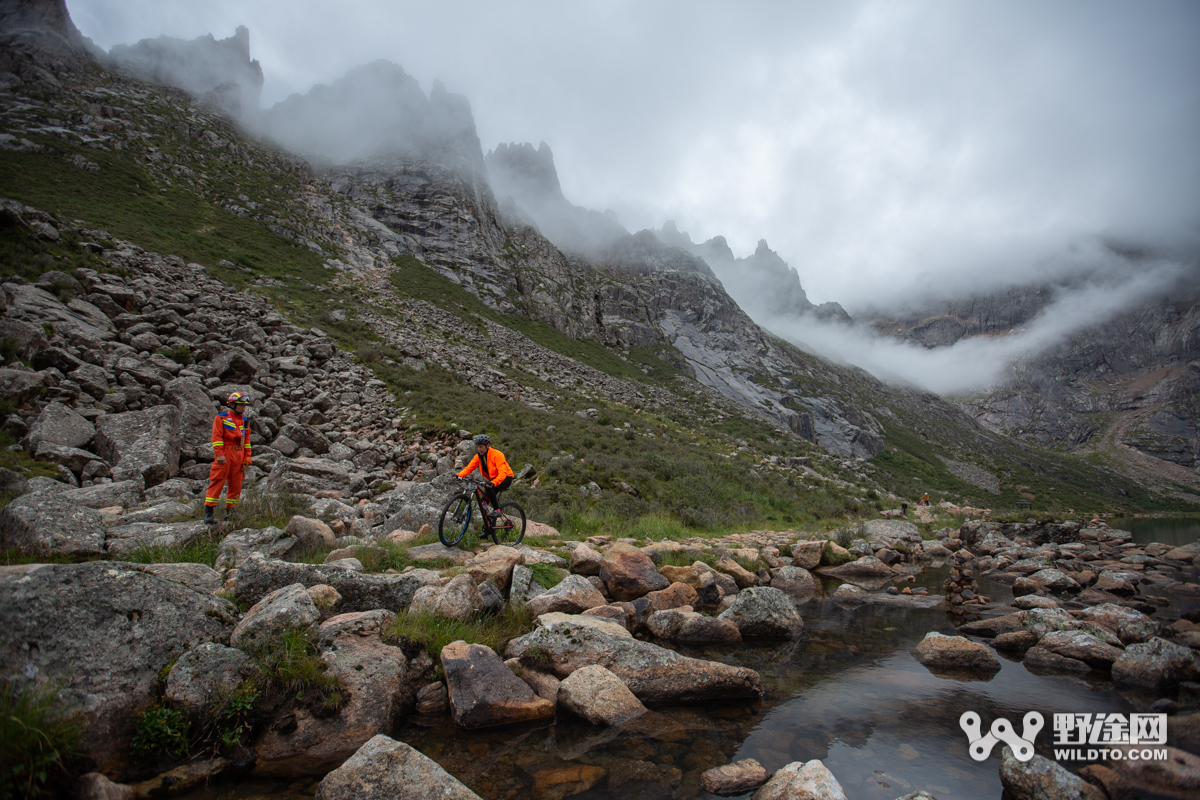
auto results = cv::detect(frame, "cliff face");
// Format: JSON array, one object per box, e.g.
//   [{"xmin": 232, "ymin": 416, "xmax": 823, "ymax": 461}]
[
  {"xmin": 867, "ymin": 286, "xmax": 1054, "ymax": 348},
  {"xmin": 108, "ymin": 26, "xmax": 263, "ymax": 117}
]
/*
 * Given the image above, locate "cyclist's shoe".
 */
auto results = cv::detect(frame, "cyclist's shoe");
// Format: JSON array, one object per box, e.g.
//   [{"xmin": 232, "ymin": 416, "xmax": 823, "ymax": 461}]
[{"xmin": 487, "ymin": 511, "xmax": 501, "ymax": 524}]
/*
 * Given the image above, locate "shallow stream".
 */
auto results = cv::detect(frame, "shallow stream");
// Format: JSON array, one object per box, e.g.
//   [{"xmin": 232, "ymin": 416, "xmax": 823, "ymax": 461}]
[{"xmin": 180, "ymin": 562, "xmax": 1200, "ymax": 800}]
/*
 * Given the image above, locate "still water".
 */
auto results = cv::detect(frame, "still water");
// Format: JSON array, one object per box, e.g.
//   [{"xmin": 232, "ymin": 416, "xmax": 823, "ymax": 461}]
[
  {"xmin": 1111, "ymin": 516, "xmax": 1200, "ymax": 548},
  {"xmin": 182, "ymin": 567, "xmax": 1194, "ymax": 800}
]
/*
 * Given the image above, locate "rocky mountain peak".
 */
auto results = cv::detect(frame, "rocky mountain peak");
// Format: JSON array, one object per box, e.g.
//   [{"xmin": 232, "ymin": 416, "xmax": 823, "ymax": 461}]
[
  {"xmin": 485, "ymin": 141, "xmax": 565, "ymax": 204},
  {"xmin": 0, "ymin": 0, "xmax": 101, "ymax": 61},
  {"xmin": 108, "ymin": 25, "xmax": 264, "ymax": 117}
]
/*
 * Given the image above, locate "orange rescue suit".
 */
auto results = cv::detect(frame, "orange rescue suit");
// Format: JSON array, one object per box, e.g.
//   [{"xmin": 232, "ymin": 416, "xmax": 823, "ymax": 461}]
[
  {"xmin": 457, "ymin": 446, "xmax": 514, "ymax": 486},
  {"xmin": 206, "ymin": 410, "xmax": 250, "ymax": 508}
]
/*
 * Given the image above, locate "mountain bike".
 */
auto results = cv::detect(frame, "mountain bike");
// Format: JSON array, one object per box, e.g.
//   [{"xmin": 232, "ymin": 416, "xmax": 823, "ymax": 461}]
[{"xmin": 438, "ymin": 476, "xmax": 526, "ymax": 547}]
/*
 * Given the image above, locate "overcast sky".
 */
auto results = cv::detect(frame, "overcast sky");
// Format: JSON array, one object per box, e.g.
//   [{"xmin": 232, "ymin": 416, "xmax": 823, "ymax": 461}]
[{"xmin": 69, "ymin": 0, "xmax": 1200, "ymax": 312}]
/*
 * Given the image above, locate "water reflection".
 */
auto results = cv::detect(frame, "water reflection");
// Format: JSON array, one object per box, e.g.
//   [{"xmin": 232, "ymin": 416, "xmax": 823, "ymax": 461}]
[
  {"xmin": 1110, "ymin": 517, "xmax": 1200, "ymax": 548},
  {"xmin": 177, "ymin": 567, "xmax": 1190, "ymax": 800}
]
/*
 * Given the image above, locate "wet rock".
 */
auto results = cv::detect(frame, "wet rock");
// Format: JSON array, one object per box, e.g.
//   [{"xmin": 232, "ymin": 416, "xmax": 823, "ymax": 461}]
[
  {"xmin": 770, "ymin": 565, "xmax": 818, "ymax": 595},
  {"xmin": 718, "ymin": 587, "xmax": 804, "ymax": 639},
  {"xmin": 644, "ymin": 581, "xmax": 699, "ymax": 612},
  {"xmin": 27, "ymin": 401, "xmax": 94, "ymax": 450},
  {"xmin": 442, "ymin": 640, "xmax": 555, "ymax": 728},
  {"xmin": 232, "ymin": 555, "xmax": 438, "ymax": 612},
  {"xmin": 1113, "ymin": 637, "xmax": 1200, "ymax": 691},
  {"xmin": 791, "ymin": 540, "xmax": 825, "ymax": 570},
  {"xmin": 94, "ymin": 406, "xmax": 181, "ymax": 487},
  {"xmin": 312, "ymin": 734, "xmax": 483, "ymax": 799},
  {"xmin": 214, "ymin": 526, "xmax": 303, "ymax": 570},
  {"xmin": 165, "ymin": 642, "xmax": 250, "ymax": 712},
  {"xmin": 999, "ymin": 745, "xmax": 1106, "ymax": 800},
  {"xmin": 1095, "ymin": 570, "xmax": 1140, "ymax": 596},
  {"xmin": 993, "ymin": 630, "xmax": 1040, "ymax": 652},
  {"xmin": 231, "ymin": 583, "xmax": 320, "ymax": 649},
  {"xmin": 75, "ymin": 773, "xmax": 136, "ymax": 800},
  {"xmin": 256, "ymin": 611, "xmax": 423, "ymax": 777},
  {"xmin": 818, "ymin": 555, "xmax": 896, "ymax": 579},
  {"xmin": 536, "ymin": 612, "xmax": 632, "ymax": 639},
  {"xmin": 285, "ymin": 515, "xmax": 337, "ymax": 550},
  {"xmin": 600, "ymin": 542, "xmax": 669, "ymax": 600},
  {"xmin": 1023, "ymin": 646, "xmax": 1092, "ymax": 673},
  {"xmin": 911, "ymin": 632, "xmax": 1000, "ymax": 673},
  {"xmin": 130, "ymin": 758, "xmax": 230, "ymax": 798},
  {"xmin": 0, "ymin": 562, "xmax": 235, "ymax": 772},
  {"xmin": 410, "ymin": 573, "xmax": 485, "ymax": 620},
  {"xmin": 557, "ymin": 664, "xmax": 647, "ymax": 726},
  {"xmin": 647, "ymin": 608, "xmax": 742, "ymax": 644},
  {"xmin": 415, "ymin": 681, "xmax": 448, "ymax": 715},
  {"xmin": 752, "ymin": 759, "xmax": 846, "ymax": 800},
  {"xmin": 569, "ymin": 542, "xmax": 603, "ymax": 575},
  {"xmin": 505, "ymin": 622, "xmax": 762, "ymax": 703},
  {"xmin": 1036, "ymin": 630, "xmax": 1124, "ymax": 669},
  {"xmin": 465, "ymin": 544, "xmax": 524, "ymax": 593},
  {"xmin": 701, "ymin": 758, "xmax": 770, "ymax": 797},
  {"xmin": 525, "ymin": 762, "xmax": 606, "ymax": 800},
  {"xmin": 526, "ymin": 574, "xmax": 607, "ymax": 616},
  {"xmin": 0, "ymin": 490, "xmax": 105, "ymax": 555}
]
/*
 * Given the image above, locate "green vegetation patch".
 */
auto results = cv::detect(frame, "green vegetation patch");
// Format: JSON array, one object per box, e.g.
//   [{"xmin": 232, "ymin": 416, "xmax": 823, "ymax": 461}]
[{"xmin": 0, "ymin": 681, "xmax": 81, "ymax": 800}]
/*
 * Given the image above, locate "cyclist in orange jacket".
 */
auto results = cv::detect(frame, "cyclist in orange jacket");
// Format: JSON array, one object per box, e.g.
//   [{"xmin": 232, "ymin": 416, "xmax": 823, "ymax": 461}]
[
  {"xmin": 456, "ymin": 434, "xmax": 514, "ymax": 523},
  {"xmin": 205, "ymin": 391, "xmax": 252, "ymax": 524}
]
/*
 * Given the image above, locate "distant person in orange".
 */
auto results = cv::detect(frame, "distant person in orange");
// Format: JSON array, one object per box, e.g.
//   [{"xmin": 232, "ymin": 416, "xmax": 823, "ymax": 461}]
[
  {"xmin": 205, "ymin": 392, "xmax": 251, "ymax": 524},
  {"xmin": 920, "ymin": 492, "xmax": 930, "ymax": 507},
  {"xmin": 456, "ymin": 434, "xmax": 514, "ymax": 522}
]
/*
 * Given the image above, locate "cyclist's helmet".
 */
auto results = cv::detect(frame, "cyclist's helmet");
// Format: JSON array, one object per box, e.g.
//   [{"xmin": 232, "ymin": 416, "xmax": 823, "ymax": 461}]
[
  {"xmin": 227, "ymin": 391, "xmax": 248, "ymax": 405},
  {"xmin": 473, "ymin": 434, "xmax": 491, "ymax": 446}
]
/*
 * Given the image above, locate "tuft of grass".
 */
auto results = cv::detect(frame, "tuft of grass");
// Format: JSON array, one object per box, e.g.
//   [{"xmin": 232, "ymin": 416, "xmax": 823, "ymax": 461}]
[
  {"xmin": 112, "ymin": 533, "xmax": 222, "ymax": 567},
  {"xmin": 527, "ymin": 562, "xmax": 565, "ymax": 589},
  {"xmin": 626, "ymin": 512, "xmax": 690, "ymax": 542},
  {"xmin": 385, "ymin": 605, "xmax": 533, "ymax": 663},
  {"xmin": 245, "ymin": 628, "xmax": 342, "ymax": 704},
  {"xmin": 655, "ymin": 549, "xmax": 717, "ymax": 569},
  {"xmin": 0, "ymin": 681, "xmax": 81, "ymax": 800},
  {"xmin": 227, "ymin": 485, "xmax": 311, "ymax": 531}
]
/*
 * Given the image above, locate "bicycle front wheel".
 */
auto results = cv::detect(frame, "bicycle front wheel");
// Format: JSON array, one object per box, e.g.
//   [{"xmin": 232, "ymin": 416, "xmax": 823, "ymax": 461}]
[
  {"xmin": 493, "ymin": 501, "xmax": 526, "ymax": 545},
  {"xmin": 438, "ymin": 493, "xmax": 473, "ymax": 547}
]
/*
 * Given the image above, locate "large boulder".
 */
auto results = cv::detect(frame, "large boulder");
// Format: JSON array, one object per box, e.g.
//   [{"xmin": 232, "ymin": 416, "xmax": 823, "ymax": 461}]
[
  {"xmin": 701, "ymin": 759, "xmax": 771, "ymax": 797},
  {"xmin": 0, "ymin": 490, "xmax": 105, "ymax": 555},
  {"xmin": 104, "ymin": 520, "xmax": 210, "ymax": 556},
  {"xmin": 232, "ymin": 555, "xmax": 439, "ymax": 612},
  {"xmin": 999, "ymin": 746, "xmax": 1105, "ymax": 800},
  {"xmin": 94, "ymin": 406, "xmax": 182, "ymax": 487},
  {"xmin": 647, "ymin": 608, "xmax": 742, "ymax": 644},
  {"xmin": 791, "ymin": 541, "xmax": 825, "ymax": 570},
  {"xmin": 1112, "ymin": 637, "xmax": 1200, "ymax": 691},
  {"xmin": 63, "ymin": 479, "xmax": 145, "ymax": 510},
  {"xmin": 1035, "ymin": 630, "xmax": 1123, "ymax": 669},
  {"xmin": 862, "ymin": 519, "xmax": 922, "ymax": 550},
  {"xmin": 752, "ymin": 759, "xmax": 846, "ymax": 800},
  {"xmin": 818, "ymin": 555, "xmax": 896, "ymax": 579},
  {"xmin": 230, "ymin": 583, "xmax": 320, "ymax": 650},
  {"xmin": 600, "ymin": 542, "xmax": 669, "ymax": 601},
  {"xmin": 266, "ymin": 457, "xmax": 350, "ymax": 495},
  {"xmin": 209, "ymin": 347, "xmax": 259, "ymax": 383},
  {"xmin": 214, "ymin": 526, "xmax": 304, "ymax": 570},
  {"xmin": 27, "ymin": 402, "xmax": 94, "ymax": 450},
  {"xmin": 162, "ymin": 377, "xmax": 219, "ymax": 455},
  {"xmin": 136, "ymin": 561, "xmax": 222, "ymax": 593},
  {"xmin": 0, "ymin": 366, "xmax": 48, "ymax": 405},
  {"xmin": 378, "ymin": 475, "xmax": 458, "ymax": 533},
  {"xmin": 770, "ymin": 565, "xmax": 818, "ymax": 595},
  {"xmin": 536, "ymin": 612, "xmax": 632, "ymax": 639},
  {"xmin": 910, "ymin": 632, "xmax": 1001, "ymax": 673},
  {"xmin": 441, "ymin": 641, "xmax": 555, "ymax": 728},
  {"xmin": 644, "ymin": 581, "xmax": 699, "ymax": 613},
  {"xmin": 165, "ymin": 643, "xmax": 250, "ymax": 712},
  {"xmin": 465, "ymin": 545, "xmax": 524, "ymax": 593},
  {"xmin": 284, "ymin": 516, "xmax": 337, "ymax": 550},
  {"xmin": 0, "ymin": 562, "xmax": 236, "ymax": 773},
  {"xmin": 526, "ymin": 574, "xmax": 607, "ymax": 617},
  {"xmin": 557, "ymin": 664, "xmax": 647, "ymax": 726},
  {"xmin": 505, "ymin": 622, "xmax": 762, "ymax": 703},
  {"xmin": 255, "ymin": 610, "xmax": 425, "ymax": 776},
  {"xmin": 409, "ymin": 574, "xmax": 485, "ymax": 621},
  {"xmin": 1072, "ymin": 603, "xmax": 1158, "ymax": 645},
  {"xmin": 718, "ymin": 587, "xmax": 804, "ymax": 639},
  {"xmin": 569, "ymin": 542, "xmax": 603, "ymax": 575},
  {"xmin": 313, "ymin": 734, "xmax": 482, "ymax": 800}
]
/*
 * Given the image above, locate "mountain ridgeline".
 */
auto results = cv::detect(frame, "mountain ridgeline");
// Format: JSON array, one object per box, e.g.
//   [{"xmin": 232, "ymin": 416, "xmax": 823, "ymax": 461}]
[{"xmin": 0, "ymin": 1, "xmax": 1189, "ymax": 513}]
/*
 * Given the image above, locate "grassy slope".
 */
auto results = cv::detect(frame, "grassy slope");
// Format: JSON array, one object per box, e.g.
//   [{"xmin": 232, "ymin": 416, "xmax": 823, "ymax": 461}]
[{"xmin": 0, "ymin": 80, "xmax": 1189, "ymax": 533}]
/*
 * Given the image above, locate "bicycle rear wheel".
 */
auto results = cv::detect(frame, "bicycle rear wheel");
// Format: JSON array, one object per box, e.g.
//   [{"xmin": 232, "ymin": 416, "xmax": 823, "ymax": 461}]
[
  {"xmin": 493, "ymin": 501, "xmax": 526, "ymax": 545},
  {"xmin": 438, "ymin": 493, "xmax": 473, "ymax": 547}
]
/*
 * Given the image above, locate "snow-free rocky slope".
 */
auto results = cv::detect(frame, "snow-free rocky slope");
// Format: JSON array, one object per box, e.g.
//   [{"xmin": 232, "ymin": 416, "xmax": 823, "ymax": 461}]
[{"xmin": 0, "ymin": 1, "xmax": 1182, "ymax": 515}]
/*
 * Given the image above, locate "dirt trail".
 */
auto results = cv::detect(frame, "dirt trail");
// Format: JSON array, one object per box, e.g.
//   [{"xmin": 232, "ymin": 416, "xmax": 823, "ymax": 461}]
[{"xmin": 1079, "ymin": 406, "xmax": 1200, "ymax": 498}]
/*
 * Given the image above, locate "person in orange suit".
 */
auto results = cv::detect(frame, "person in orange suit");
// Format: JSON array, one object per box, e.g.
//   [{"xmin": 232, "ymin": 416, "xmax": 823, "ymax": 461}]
[{"xmin": 205, "ymin": 391, "xmax": 251, "ymax": 524}]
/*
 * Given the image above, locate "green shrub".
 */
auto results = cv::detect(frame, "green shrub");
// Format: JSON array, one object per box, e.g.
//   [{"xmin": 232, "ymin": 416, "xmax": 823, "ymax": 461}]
[
  {"xmin": 157, "ymin": 345, "xmax": 194, "ymax": 366},
  {"xmin": 0, "ymin": 681, "xmax": 80, "ymax": 800},
  {"xmin": 247, "ymin": 628, "xmax": 341, "ymax": 698},
  {"xmin": 131, "ymin": 705, "xmax": 190, "ymax": 757}
]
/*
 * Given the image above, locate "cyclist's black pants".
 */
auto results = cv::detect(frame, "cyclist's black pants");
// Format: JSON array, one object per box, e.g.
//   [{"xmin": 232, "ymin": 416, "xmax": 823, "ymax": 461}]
[{"xmin": 483, "ymin": 476, "xmax": 512, "ymax": 509}]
